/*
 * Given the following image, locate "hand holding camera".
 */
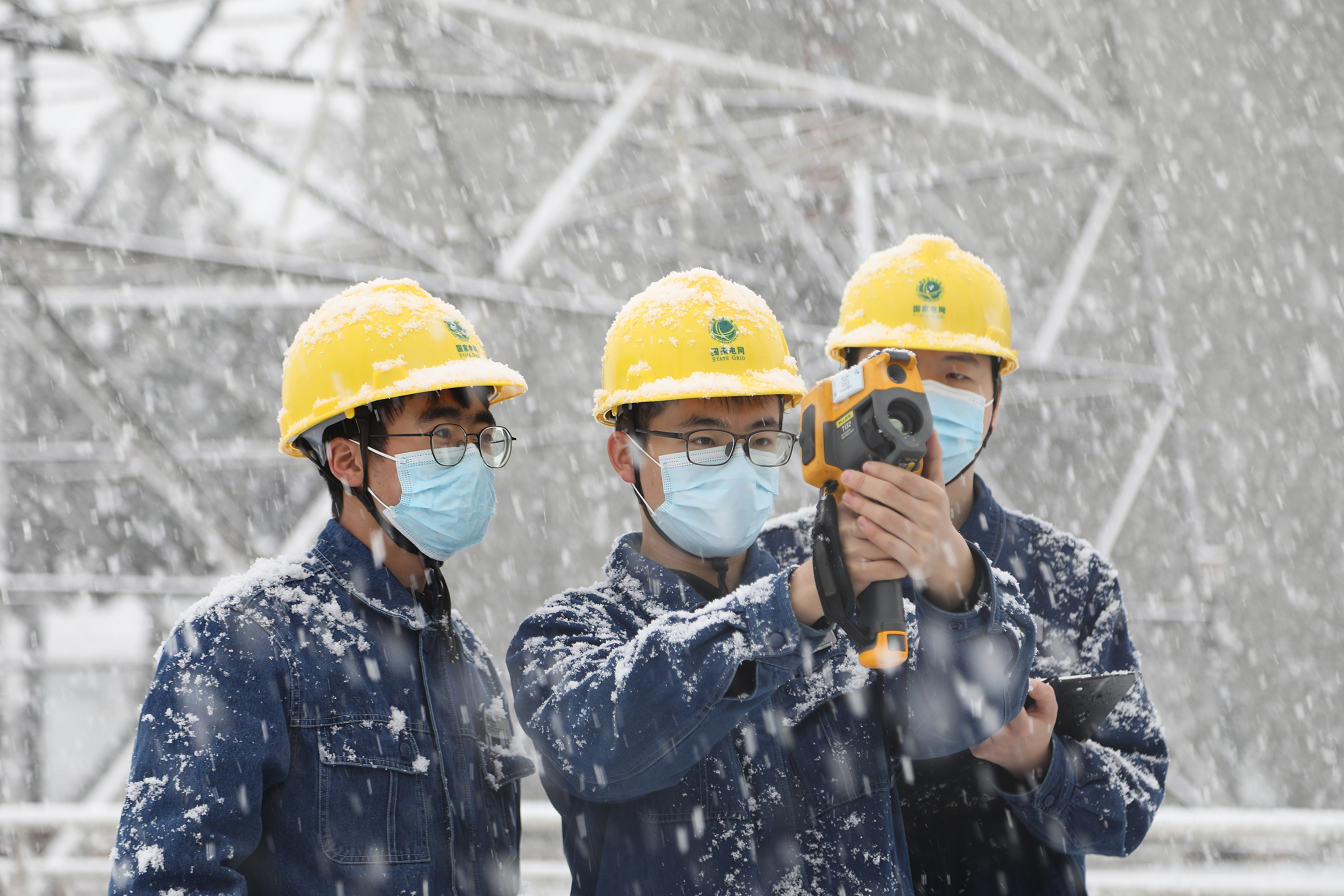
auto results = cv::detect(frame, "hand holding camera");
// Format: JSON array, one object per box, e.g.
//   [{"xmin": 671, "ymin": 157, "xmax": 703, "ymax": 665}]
[
  {"xmin": 837, "ymin": 429, "xmax": 977, "ymax": 611},
  {"xmin": 799, "ymin": 350, "xmax": 980, "ymax": 668}
]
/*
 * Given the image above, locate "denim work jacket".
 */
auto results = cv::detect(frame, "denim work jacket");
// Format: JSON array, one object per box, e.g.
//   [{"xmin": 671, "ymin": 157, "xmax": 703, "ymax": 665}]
[
  {"xmin": 769, "ymin": 478, "xmax": 1169, "ymax": 896},
  {"xmin": 110, "ymin": 521, "xmax": 534, "ymax": 896},
  {"xmin": 508, "ymin": 530, "xmax": 1036, "ymax": 896}
]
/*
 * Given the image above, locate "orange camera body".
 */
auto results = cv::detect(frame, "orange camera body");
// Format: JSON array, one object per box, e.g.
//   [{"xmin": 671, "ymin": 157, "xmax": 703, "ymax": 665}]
[{"xmin": 799, "ymin": 349, "xmax": 933, "ymax": 499}]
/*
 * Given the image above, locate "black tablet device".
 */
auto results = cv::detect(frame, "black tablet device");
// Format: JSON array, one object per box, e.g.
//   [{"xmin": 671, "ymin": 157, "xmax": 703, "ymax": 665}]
[
  {"xmin": 1039, "ymin": 671, "xmax": 1138, "ymax": 740},
  {"xmin": 898, "ymin": 671, "xmax": 1140, "ymax": 813}
]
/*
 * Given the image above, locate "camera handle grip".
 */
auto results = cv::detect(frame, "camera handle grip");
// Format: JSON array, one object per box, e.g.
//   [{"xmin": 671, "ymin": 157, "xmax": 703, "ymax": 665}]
[
  {"xmin": 853, "ymin": 580, "xmax": 909, "ymax": 669},
  {"xmin": 810, "ymin": 489, "xmax": 910, "ymax": 669}
]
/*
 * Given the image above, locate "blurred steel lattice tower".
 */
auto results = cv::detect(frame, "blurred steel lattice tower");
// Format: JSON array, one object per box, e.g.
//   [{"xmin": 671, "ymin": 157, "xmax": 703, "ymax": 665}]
[{"xmin": 0, "ymin": 0, "xmax": 1218, "ymax": 863}]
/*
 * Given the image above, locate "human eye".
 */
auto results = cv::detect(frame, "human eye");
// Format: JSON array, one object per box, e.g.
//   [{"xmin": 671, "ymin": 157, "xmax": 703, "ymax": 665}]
[{"xmin": 433, "ymin": 425, "xmax": 467, "ymax": 446}]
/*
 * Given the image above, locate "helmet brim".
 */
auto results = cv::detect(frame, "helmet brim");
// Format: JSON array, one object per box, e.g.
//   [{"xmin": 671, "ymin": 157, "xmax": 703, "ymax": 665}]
[
  {"xmin": 279, "ymin": 358, "xmax": 527, "ymax": 456},
  {"xmin": 824, "ymin": 322, "xmax": 1018, "ymax": 375}
]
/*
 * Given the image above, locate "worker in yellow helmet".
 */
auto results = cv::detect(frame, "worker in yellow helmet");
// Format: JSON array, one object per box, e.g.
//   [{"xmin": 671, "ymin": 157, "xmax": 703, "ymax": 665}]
[
  {"xmin": 827, "ymin": 235, "xmax": 1168, "ymax": 896},
  {"xmin": 507, "ymin": 268, "xmax": 1035, "ymax": 896},
  {"xmin": 111, "ymin": 280, "xmax": 535, "ymax": 896}
]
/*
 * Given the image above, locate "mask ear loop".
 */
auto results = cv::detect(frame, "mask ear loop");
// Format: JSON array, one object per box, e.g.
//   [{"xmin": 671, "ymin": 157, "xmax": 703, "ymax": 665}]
[
  {"xmin": 623, "ymin": 430, "xmax": 733, "ymax": 589},
  {"xmin": 948, "ymin": 362, "xmax": 1002, "ymax": 484},
  {"xmin": 350, "ymin": 411, "xmax": 426, "ymax": 560},
  {"xmin": 356, "ymin": 412, "xmax": 462, "ymax": 655}
]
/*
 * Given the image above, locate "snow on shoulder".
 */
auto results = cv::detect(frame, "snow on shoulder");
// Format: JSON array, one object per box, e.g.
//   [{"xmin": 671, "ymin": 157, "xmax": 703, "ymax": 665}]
[
  {"xmin": 180, "ymin": 551, "xmax": 314, "ymax": 628},
  {"xmin": 176, "ymin": 550, "xmax": 373, "ymax": 659}
]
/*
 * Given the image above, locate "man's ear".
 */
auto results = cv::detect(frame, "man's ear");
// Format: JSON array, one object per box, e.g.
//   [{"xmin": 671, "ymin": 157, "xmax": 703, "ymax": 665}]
[
  {"xmin": 607, "ymin": 431, "xmax": 639, "ymax": 485},
  {"xmin": 327, "ymin": 437, "xmax": 365, "ymax": 490},
  {"xmin": 988, "ymin": 396, "xmax": 1002, "ymax": 435}
]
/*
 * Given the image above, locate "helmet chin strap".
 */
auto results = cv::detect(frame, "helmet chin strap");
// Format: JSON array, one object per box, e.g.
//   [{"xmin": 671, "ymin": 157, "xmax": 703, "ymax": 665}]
[
  {"xmin": 950, "ymin": 376, "xmax": 1002, "ymax": 483},
  {"xmin": 627, "ymin": 435, "xmax": 732, "ymax": 593},
  {"xmin": 350, "ymin": 412, "xmax": 432, "ymax": 562},
  {"xmin": 349, "ymin": 411, "xmax": 459, "ymax": 658}
]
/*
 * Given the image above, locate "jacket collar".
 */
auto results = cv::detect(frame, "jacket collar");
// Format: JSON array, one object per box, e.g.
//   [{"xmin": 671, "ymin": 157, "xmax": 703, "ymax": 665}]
[
  {"xmin": 959, "ymin": 474, "xmax": 1007, "ymax": 565},
  {"xmin": 309, "ymin": 520, "xmax": 430, "ymax": 630},
  {"xmin": 605, "ymin": 533, "xmax": 782, "ymax": 614}
]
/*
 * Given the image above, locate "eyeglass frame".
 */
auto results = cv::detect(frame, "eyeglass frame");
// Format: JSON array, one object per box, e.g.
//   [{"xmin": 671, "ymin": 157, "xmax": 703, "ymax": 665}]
[
  {"xmin": 634, "ymin": 428, "xmax": 798, "ymax": 467},
  {"xmin": 376, "ymin": 423, "xmax": 518, "ymax": 468}
]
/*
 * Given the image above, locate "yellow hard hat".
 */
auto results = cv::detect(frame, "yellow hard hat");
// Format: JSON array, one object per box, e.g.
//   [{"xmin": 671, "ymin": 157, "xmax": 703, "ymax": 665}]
[
  {"xmin": 278, "ymin": 279, "xmax": 527, "ymax": 457},
  {"xmin": 825, "ymin": 234, "xmax": 1018, "ymax": 374},
  {"xmin": 593, "ymin": 268, "xmax": 807, "ymax": 425}
]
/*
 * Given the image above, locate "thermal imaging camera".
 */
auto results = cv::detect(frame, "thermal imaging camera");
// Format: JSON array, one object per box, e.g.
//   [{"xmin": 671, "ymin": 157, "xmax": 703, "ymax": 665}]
[{"xmin": 798, "ymin": 349, "xmax": 934, "ymax": 669}]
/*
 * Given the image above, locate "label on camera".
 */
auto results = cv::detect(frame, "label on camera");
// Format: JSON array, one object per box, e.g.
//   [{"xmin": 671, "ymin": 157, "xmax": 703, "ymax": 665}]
[{"xmin": 831, "ymin": 367, "xmax": 865, "ymax": 404}]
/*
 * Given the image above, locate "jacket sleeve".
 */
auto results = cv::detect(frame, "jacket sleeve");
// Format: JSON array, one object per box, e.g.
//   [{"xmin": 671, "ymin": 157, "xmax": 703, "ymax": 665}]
[
  {"xmin": 109, "ymin": 598, "xmax": 292, "ymax": 894},
  {"xmin": 997, "ymin": 562, "xmax": 1168, "ymax": 857},
  {"xmin": 899, "ymin": 545, "xmax": 1037, "ymax": 760},
  {"xmin": 507, "ymin": 570, "xmax": 826, "ymax": 802}
]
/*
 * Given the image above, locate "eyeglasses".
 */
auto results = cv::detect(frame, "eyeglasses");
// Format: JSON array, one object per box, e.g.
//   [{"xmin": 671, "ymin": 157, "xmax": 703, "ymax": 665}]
[
  {"xmin": 381, "ymin": 424, "xmax": 516, "ymax": 468},
  {"xmin": 635, "ymin": 428, "xmax": 797, "ymax": 467}
]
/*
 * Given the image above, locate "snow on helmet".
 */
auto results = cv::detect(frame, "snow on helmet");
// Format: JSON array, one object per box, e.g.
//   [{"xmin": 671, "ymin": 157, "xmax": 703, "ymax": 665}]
[
  {"xmin": 593, "ymin": 268, "xmax": 806, "ymax": 425},
  {"xmin": 278, "ymin": 278, "xmax": 527, "ymax": 457},
  {"xmin": 826, "ymin": 234, "xmax": 1018, "ymax": 374}
]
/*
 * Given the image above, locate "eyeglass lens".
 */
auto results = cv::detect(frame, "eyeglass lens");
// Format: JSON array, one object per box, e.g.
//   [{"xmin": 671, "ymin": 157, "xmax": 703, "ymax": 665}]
[
  {"xmin": 428, "ymin": 425, "xmax": 512, "ymax": 468},
  {"xmin": 684, "ymin": 430, "xmax": 792, "ymax": 467},
  {"xmin": 477, "ymin": 427, "xmax": 512, "ymax": 468}
]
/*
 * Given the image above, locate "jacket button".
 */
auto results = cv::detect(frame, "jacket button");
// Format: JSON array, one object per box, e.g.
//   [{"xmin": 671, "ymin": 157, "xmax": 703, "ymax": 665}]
[
  {"xmin": 400, "ymin": 741, "xmax": 414, "ymax": 760},
  {"xmin": 948, "ymin": 621, "xmax": 963, "ymax": 632},
  {"xmin": 767, "ymin": 631, "xmax": 785, "ymax": 649},
  {"xmin": 1042, "ymin": 794, "xmax": 1056, "ymax": 808}
]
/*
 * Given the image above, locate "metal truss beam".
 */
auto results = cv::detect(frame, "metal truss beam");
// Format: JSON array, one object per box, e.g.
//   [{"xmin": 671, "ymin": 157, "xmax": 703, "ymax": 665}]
[
  {"xmin": 272, "ymin": 0, "xmax": 367, "ymax": 247},
  {"xmin": 0, "ymin": 439, "xmax": 283, "ymax": 466},
  {"xmin": 710, "ymin": 99, "xmax": 849, "ymax": 296},
  {"xmin": 488, "ymin": 145, "xmax": 1108, "ymax": 241},
  {"xmin": 496, "ymin": 61, "xmax": 664, "ymax": 280},
  {"xmin": 2, "ymin": 7, "xmax": 456, "ymax": 274},
  {"xmin": 0, "ymin": 255, "xmax": 251, "ymax": 570},
  {"xmin": 1028, "ymin": 160, "xmax": 1130, "ymax": 360},
  {"xmin": 0, "ymin": 220, "xmax": 622, "ymax": 315},
  {"xmin": 438, "ymin": 0, "xmax": 1117, "ymax": 154},
  {"xmin": 927, "ymin": 0, "xmax": 1103, "ymax": 131},
  {"xmin": 1095, "ymin": 398, "xmax": 1175, "ymax": 556},
  {"xmin": 875, "ymin": 149, "xmax": 1113, "ymax": 193},
  {"xmin": 0, "ymin": 30, "xmax": 615, "ymax": 101},
  {"xmin": 1021, "ymin": 353, "xmax": 1174, "ymax": 386},
  {"xmin": 71, "ymin": 0, "xmax": 225, "ymax": 226}
]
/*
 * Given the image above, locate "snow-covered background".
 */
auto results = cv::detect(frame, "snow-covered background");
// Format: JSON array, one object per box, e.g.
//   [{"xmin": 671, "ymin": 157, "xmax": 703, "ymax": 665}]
[{"xmin": 1, "ymin": 0, "xmax": 1341, "ymax": 880}]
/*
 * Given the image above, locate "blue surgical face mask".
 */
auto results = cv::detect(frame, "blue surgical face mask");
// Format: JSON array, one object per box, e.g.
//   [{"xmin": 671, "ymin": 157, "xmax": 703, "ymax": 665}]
[
  {"xmin": 367, "ymin": 446, "xmax": 497, "ymax": 561},
  {"xmin": 633, "ymin": 441, "xmax": 779, "ymax": 560},
  {"xmin": 923, "ymin": 381, "xmax": 993, "ymax": 484}
]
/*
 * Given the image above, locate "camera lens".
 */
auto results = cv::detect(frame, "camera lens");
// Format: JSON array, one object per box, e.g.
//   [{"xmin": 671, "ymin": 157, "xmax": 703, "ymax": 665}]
[{"xmin": 888, "ymin": 401, "xmax": 921, "ymax": 436}]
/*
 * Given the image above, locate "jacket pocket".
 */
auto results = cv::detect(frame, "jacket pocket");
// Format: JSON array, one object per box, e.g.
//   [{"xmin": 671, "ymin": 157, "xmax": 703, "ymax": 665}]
[
  {"xmin": 636, "ymin": 743, "xmax": 750, "ymax": 823},
  {"xmin": 318, "ymin": 719, "xmax": 431, "ymax": 864},
  {"xmin": 788, "ymin": 702, "xmax": 892, "ymax": 815}
]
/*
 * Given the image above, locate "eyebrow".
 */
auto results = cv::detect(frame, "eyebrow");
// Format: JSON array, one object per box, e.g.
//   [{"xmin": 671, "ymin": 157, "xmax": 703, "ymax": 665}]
[{"xmin": 672, "ymin": 414, "xmax": 781, "ymax": 430}]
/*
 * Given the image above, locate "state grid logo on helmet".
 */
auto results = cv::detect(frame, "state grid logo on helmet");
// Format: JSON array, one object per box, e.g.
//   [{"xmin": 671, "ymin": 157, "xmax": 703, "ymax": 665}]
[
  {"xmin": 709, "ymin": 316, "xmax": 745, "ymax": 362},
  {"xmin": 915, "ymin": 277, "xmax": 946, "ymax": 320},
  {"xmin": 444, "ymin": 317, "xmax": 480, "ymax": 358}
]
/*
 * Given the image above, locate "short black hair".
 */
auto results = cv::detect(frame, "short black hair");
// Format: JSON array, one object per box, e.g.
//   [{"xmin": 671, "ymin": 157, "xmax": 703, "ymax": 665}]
[
  {"xmin": 311, "ymin": 386, "xmax": 492, "ymax": 518},
  {"xmin": 842, "ymin": 347, "xmax": 1002, "ymax": 403},
  {"xmin": 613, "ymin": 394, "xmax": 786, "ymax": 439}
]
